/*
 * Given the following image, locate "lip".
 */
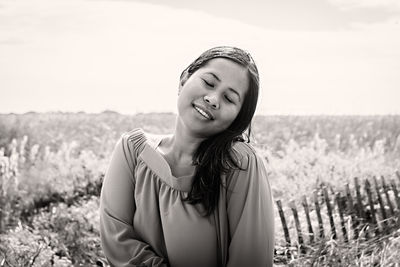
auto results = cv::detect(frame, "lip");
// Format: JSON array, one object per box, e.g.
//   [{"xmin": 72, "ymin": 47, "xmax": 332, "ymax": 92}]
[{"xmin": 192, "ymin": 103, "xmax": 215, "ymax": 120}]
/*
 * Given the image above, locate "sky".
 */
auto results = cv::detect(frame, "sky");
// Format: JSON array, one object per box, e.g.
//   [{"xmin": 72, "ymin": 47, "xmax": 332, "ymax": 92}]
[{"xmin": 0, "ymin": 0, "xmax": 399, "ymax": 115}]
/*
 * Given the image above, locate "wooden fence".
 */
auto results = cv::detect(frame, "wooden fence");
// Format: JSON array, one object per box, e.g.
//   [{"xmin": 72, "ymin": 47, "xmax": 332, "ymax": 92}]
[{"xmin": 275, "ymin": 171, "xmax": 400, "ymax": 258}]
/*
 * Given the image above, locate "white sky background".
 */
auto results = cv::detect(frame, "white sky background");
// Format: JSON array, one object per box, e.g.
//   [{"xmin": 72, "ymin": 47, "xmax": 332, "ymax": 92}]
[{"xmin": 0, "ymin": 0, "xmax": 399, "ymax": 115}]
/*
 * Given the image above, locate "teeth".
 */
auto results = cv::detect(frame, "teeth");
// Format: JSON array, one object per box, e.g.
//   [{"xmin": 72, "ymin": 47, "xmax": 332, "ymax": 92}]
[{"xmin": 194, "ymin": 106, "xmax": 211, "ymax": 120}]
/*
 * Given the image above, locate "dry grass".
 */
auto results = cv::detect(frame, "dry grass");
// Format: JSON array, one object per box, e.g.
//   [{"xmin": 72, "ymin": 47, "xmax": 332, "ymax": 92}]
[
  {"xmin": 1, "ymin": 113, "xmax": 400, "ymax": 266},
  {"xmin": 274, "ymin": 227, "xmax": 400, "ymax": 266}
]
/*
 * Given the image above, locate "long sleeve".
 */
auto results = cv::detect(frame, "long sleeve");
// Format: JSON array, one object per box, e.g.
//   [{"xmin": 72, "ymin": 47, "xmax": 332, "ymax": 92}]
[
  {"xmin": 100, "ymin": 134, "xmax": 169, "ymax": 267},
  {"xmin": 225, "ymin": 145, "xmax": 275, "ymax": 267}
]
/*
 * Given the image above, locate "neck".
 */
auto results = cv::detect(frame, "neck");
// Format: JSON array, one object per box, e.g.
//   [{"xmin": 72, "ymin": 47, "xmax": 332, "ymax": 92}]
[{"xmin": 162, "ymin": 118, "xmax": 207, "ymax": 164}]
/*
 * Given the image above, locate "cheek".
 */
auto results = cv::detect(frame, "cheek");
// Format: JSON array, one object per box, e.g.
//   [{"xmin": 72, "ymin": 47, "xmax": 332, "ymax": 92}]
[
  {"xmin": 176, "ymin": 96, "xmax": 186, "ymax": 117},
  {"xmin": 221, "ymin": 106, "xmax": 241, "ymax": 124},
  {"xmin": 177, "ymin": 88, "xmax": 190, "ymax": 106}
]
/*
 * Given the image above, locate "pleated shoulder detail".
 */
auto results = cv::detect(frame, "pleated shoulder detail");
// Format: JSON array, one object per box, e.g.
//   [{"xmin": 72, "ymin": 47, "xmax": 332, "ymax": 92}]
[{"xmin": 122, "ymin": 128, "xmax": 147, "ymax": 157}]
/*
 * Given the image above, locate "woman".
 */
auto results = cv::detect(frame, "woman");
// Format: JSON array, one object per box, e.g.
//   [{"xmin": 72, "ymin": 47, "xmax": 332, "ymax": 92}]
[{"xmin": 100, "ymin": 46, "xmax": 274, "ymax": 267}]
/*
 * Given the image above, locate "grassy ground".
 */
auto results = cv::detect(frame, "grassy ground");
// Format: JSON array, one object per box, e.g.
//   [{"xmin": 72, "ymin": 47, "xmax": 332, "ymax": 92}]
[{"xmin": 1, "ymin": 112, "xmax": 400, "ymax": 266}]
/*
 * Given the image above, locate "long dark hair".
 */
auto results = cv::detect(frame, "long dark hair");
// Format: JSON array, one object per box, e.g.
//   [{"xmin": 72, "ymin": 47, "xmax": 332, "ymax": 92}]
[{"xmin": 180, "ymin": 46, "xmax": 260, "ymax": 216}]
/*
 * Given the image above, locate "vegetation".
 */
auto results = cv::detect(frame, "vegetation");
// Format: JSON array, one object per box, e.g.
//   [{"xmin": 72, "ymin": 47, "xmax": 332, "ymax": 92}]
[{"xmin": 0, "ymin": 112, "xmax": 399, "ymax": 266}]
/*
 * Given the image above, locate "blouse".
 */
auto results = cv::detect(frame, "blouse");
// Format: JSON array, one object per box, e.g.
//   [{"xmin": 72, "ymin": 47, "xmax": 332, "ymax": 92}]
[{"xmin": 100, "ymin": 128, "xmax": 275, "ymax": 267}]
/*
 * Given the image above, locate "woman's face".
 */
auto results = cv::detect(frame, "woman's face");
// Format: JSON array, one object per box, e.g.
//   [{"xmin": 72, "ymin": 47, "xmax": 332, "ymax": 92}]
[{"xmin": 177, "ymin": 58, "xmax": 249, "ymax": 138}]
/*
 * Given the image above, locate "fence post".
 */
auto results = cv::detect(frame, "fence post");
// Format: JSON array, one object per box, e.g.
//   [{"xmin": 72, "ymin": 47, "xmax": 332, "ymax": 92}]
[
  {"xmin": 290, "ymin": 200, "xmax": 306, "ymax": 254},
  {"xmin": 323, "ymin": 187, "xmax": 337, "ymax": 240},
  {"xmin": 345, "ymin": 183, "xmax": 358, "ymax": 239},
  {"xmin": 365, "ymin": 179, "xmax": 379, "ymax": 236},
  {"xmin": 335, "ymin": 192, "xmax": 348, "ymax": 242},
  {"xmin": 276, "ymin": 200, "xmax": 291, "ymax": 250},
  {"xmin": 373, "ymin": 176, "xmax": 389, "ymax": 233},
  {"xmin": 354, "ymin": 177, "xmax": 365, "ymax": 221},
  {"xmin": 0, "ymin": 183, "xmax": 2, "ymax": 232},
  {"xmin": 381, "ymin": 175, "xmax": 395, "ymax": 217},
  {"xmin": 313, "ymin": 190, "xmax": 325, "ymax": 239},
  {"xmin": 390, "ymin": 178, "xmax": 400, "ymax": 227},
  {"xmin": 302, "ymin": 196, "xmax": 314, "ymax": 244},
  {"xmin": 390, "ymin": 179, "xmax": 400, "ymax": 209}
]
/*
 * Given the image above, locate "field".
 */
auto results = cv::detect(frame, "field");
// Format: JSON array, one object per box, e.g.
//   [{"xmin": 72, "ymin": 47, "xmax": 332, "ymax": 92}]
[{"xmin": 1, "ymin": 112, "xmax": 400, "ymax": 266}]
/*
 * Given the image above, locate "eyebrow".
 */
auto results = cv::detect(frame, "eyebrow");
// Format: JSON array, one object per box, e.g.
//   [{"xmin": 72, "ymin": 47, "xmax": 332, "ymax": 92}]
[{"xmin": 205, "ymin": 72, "xmax": 242, "ymax": 101}]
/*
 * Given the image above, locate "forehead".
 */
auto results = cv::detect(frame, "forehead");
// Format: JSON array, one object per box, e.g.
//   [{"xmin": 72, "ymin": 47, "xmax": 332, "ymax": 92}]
[{"xmin": 199, "ymin": 58, "xmax": 249, "ymax": 94}]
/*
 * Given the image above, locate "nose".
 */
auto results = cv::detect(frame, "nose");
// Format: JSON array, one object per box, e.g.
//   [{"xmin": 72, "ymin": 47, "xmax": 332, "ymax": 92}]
[{"xmin": 203, "ymin": 93, "xmax": 220, "ymax": 109}]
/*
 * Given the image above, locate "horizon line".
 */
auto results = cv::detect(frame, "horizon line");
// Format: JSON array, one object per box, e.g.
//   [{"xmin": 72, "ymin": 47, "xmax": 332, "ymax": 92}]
[{"xmin": 1, "ymin": 110, "xmax": 400, "ymax": 117}]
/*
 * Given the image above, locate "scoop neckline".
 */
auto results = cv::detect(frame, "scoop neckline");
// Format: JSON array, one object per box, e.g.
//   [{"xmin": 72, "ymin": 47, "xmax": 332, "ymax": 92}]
[{"xmin": 147, "ymin": 133, "xmax": 195, "ymax": 180}]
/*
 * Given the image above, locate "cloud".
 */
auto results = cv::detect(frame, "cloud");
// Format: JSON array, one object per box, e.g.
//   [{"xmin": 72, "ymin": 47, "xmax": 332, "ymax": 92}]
[
  {"xmin": 351, "ymin": 16, "xmax": 400, "ymax": 30},
  {"xmin": 328, "ymin": 0, "xmax": 400, "ymax": 10},
  {"xmin": 1, "ymin": 0, "xmax": 400, "ymax": 115},
  {"xmin": 326, "ymin": 0, "xmax": 400, "ymax": 30}
]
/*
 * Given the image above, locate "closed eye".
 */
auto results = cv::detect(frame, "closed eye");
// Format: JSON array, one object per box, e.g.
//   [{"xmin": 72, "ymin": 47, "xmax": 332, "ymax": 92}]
[
  {"xmin": 225, "ymin": 95, "xmax": 234, "ymax": 104},
  {"xmin": 202, "ymin": 79, "xmax": 214, "ymax": 88}
]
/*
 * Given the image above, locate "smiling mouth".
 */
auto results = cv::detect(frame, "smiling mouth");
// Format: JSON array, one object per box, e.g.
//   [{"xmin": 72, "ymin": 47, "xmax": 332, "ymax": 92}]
[{"xmin": 193, "ymin": 105, "xmax": 214, "ymax": 120}]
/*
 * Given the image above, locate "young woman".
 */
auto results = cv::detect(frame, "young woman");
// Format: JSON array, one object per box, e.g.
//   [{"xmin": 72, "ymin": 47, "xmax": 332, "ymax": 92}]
[{"xmin": 100, "ymin": 46, "xmax": 275, "ymax": 267}]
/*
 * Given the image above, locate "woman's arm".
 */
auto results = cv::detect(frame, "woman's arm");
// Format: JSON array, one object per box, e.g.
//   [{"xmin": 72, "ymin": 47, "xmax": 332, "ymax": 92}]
[
  {"xmin": 226, "ymin": 144, "xmax": 275, "ymax": 267},
  {"xmin": 100, "ymin": 136, "xmax": 169, "ymax": 267}
]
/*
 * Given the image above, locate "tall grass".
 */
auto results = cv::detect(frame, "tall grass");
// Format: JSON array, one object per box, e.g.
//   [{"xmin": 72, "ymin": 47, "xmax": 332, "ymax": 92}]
[{"xmin": 0, "ymin": 112, "xmax": 399, "ymax": 266}]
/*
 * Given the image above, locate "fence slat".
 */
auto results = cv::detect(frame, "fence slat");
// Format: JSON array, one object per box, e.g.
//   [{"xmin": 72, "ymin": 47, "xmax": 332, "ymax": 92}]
[
  {"xmin": 373, "ymin": 176, "xmax": 389, "ymax": 233},
  {"xmin": 354, "ymin": 177, "xmax": 365, "ymax": 220},
  {"xmin": 391, "ymin": 178, "xmax": 400, "ymax": 210},
  {"xmin": 290, "ymin": 200, "xmax": 306, "ymax": 254},
  {"xmin": 381, "ymin": 175, "xmax": 395, "ymax": 217},
  {"xmin": 313, "ymin": 190, "xmax": 325, "ymax": 239},
  {"xmin": 323, "ymin": 187, "xmax": 337, "ymax": 239},
  {"xmin": 335, "ymin": 192, "xmax": 348, "ymax": 242},
  {"xmin": 345, "ymin": 183, "xmax": 359, "ymax": 239},
  {"xmin": 365, "ymin": 179, "xmax": 379, "ymax": 236},
  {"xmin": 302, "ymin": 196, "xmax": 314, "ymax": 244},
  {"xmin": 390, "ymin": 178, "xmax": 400, "ymax": 227},
  {"xmin": 276, "ymin": 200, "xmax": 291, "ymax": 248}
]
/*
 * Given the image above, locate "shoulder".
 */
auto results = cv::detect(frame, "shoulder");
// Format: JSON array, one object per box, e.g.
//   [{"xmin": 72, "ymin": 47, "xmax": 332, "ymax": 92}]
[
  {"xmin": 230, "ymin": 141, "xmax": 258, "ymax": 170},
  {"xmin": 120, "ymin": 128, "xmax": 167, "ymax": 152},
  {"xmin": 227, "ymin": 141, "xmax": 270, "ymax": 184},
  {"xmin": 121, "ymin": 128, "xmax": 145, "ymax": 142},
  {"xmin": 118, "ymin": 128, "xmax": 147, "ymax": 157},
  {"xmin": 225, "ymin": 141, "xmax": 272, "ymax": 202}
]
